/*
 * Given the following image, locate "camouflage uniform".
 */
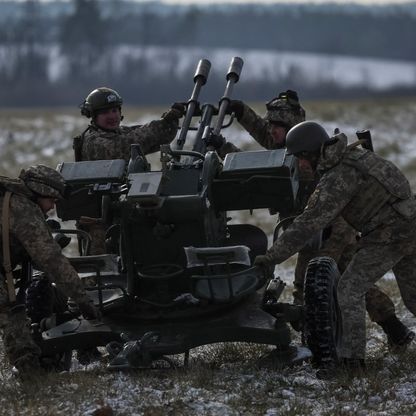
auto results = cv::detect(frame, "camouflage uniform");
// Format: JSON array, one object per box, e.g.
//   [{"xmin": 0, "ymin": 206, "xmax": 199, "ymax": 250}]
[
  {"xmin": 262, "ymin": 132, "xmax": 416, "ymax": 359},
  {"xmin": 75, "ymin": 109, "xmax": 181, "ymax": 254},
  {"xmin": 79, "ymin": 109, "xmax": 181, "ymax": 163},
  {"xmin": 0, "ymin": 177, "xmax": 91, "ymax": 372},
  {"xmin": 236, "ymin": 99, "xmax": 397, "ymax": 325},
  {"xmin": 237, "ymin": 101, "xmax": 301, "ymax": 150}
]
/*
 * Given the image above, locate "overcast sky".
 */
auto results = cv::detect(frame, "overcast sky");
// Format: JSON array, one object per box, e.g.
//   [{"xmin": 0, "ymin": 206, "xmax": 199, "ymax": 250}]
[
  {"xmin": 153, "ymin": 0, "xmax": 416, "ymax": 4},
  {"xmin": 3, "ymin": 0, "xmax": 416, "ymax": 3}
]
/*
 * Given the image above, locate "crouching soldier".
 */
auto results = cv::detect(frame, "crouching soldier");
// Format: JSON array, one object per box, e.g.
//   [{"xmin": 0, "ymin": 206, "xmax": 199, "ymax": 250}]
[
  {"xmin": 0, "ymin": 165, "xmax": 99, "ymax": 377},
  {"xmin": 254, "ymin": 121, "xmax": 416, "ymax": 374},
  {"xmin": 228, "ymin": 91, "xmax": 413, "ymax": 349}
]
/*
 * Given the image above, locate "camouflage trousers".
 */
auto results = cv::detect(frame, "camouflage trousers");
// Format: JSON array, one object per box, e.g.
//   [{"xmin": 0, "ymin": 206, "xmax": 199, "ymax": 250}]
[
  {"xmin": 0, "ymin": 276, "xmax": 41, "ymax": 370},
  {"xmin": 293, "ymin": 217, "xmax": 396, "ymax": 323},
  {"xmin": 337, "ymin": 227, "xmax": 416, "ymax": 359}
]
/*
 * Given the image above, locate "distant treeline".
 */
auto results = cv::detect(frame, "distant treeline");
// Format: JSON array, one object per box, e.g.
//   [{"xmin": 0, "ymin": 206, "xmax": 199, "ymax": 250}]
[{"xmin": 1, "ymin": 0, "xmax": 416, "ymax": 107}]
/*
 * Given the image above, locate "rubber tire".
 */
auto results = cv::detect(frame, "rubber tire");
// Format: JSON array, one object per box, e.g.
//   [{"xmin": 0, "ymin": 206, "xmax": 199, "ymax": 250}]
[{"xmin": 303, "ymin": 256, "xmax": 341, "ymax": 368}]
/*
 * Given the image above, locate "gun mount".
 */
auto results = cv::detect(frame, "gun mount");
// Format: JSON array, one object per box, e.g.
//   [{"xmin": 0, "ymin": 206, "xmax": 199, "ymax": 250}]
[{"xmin": 31, "ymin": 58, "xmax": 340, "ymax": 371}]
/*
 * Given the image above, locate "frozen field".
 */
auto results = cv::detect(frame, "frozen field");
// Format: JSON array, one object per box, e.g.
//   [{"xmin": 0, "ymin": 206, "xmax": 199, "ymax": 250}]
[{"xmin": 0, "ymin": 97, "xmax": 416, "ymax": 415}]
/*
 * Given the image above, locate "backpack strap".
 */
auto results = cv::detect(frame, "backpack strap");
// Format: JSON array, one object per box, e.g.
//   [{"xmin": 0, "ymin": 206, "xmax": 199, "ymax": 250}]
[
  {"xmin": 73, "ymin": 127, "xmax": 90, "ymax": 162},
  {"xmin": 2, "ymin": 192, "xmax": 16, "ymax": 302}
]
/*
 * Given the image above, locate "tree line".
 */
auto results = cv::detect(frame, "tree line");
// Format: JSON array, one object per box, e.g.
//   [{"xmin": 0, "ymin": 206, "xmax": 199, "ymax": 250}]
[{"xmin": 1, "ymin": 0, "xmax": 415, "ymax": 107}]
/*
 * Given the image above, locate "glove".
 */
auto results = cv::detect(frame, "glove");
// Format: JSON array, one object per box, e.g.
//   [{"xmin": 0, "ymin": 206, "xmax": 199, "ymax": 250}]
[
  {"xmin": 162, "ymin": 102, "xmax": 186, "ymax": 122},
  {"xmin": 77, "ymin": 298, "xmax": 101, "ymax": 320},
  {"xmin": 170, "ymin": 102, "xmax": 186, "ymax": 117},
  {"xmin": 228, "ymin": 100, "xmax": 245, "ymax": 120},
  {"xmin": 254, "ymin": 255, "xmax": 273, "ymax": 268},
  {"xmin": 205, "ymin": 134, "xmax": 226, "ymax": 150}
]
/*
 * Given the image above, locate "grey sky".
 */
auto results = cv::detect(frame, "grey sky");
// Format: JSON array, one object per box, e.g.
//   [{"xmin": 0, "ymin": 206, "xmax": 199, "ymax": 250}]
[
  {"xmin": 160, "ymin": 0, "xmax": 416, "ymax": 4},
  {"xmin": 3, "ymin": 0, "xmax": 415, "ymax": 3}
]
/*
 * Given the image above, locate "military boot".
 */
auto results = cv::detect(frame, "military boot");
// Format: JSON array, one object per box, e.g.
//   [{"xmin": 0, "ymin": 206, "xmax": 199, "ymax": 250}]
[
  {"xmin": 12, "ymin": 353, "xmax": 45, "ymax": 381},
  {"xmin": 378, "ymin": 315, "xmax": 415, "ymax": 353}
]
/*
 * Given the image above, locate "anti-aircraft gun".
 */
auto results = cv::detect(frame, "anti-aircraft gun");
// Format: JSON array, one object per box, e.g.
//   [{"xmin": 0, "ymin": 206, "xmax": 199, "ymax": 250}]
[{"xmin": 33, "ymin": 58, "xmax": 340, "ymax": 371}]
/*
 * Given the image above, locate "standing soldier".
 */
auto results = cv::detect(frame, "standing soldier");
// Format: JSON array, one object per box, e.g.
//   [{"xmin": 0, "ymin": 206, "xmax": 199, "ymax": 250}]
[
  {"xmin": 73, "ymin": 87, "xmax": 185, "ymax": 254},
  {"xmin": 0, "ymin": 165, "xmax": 99, "ymax": 377},
  {"xmin": 254, "ymin": 121, "xmax": 416, "ymax": 372},
  {"xmin": 229, "ymin": 92, "xmax": 413, "ymax": 350}
]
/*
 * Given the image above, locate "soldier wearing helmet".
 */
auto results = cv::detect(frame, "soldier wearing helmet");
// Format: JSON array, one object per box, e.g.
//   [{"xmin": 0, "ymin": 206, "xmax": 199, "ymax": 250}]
[
  {"xmin": 0, "ymin": 165, "xmax": 99, "ymax": 377},
  {"xmin": 74, "ymin": 87, "xmax": 185, "ymax": 254},
  {"xmin": 255, "ymin": 121, "xmax": 416, "ymax": 374},
  {"xmin": 228, "ymin": 89, "xmax": 306, "ymax": 150},
  {"xmin": 229, "ymin": 95, "xmax": 411, "ymax": 350},
  {"xmin": 75, "ymin": 87, "xmax": 185, "ymax": 162},
  {"xmin": 206, "ymin": 90, "xmax": 306, "ymax": 158}
]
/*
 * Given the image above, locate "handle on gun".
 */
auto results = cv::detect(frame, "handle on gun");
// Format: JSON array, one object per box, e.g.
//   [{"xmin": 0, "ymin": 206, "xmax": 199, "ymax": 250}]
[
  {"xmin": 356, "ymin": 129, "xmax": 374, "ymax": 152},
  {"xmin": 192, "ymin": 103, "xmax": 216, "ymax": 154},
  {"xmin": 212, "ymin": 56, "xmax": 244, "ymax": 136},
  {"xmin": 175, "ymin": 59, "xmax": 211, "ymax": 150}
]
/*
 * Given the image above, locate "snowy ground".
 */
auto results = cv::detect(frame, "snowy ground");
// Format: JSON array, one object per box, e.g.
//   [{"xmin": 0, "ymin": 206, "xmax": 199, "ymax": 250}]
[{"xmin": 1, "ymin": 97, "xmax": 416, "ymax": 415}]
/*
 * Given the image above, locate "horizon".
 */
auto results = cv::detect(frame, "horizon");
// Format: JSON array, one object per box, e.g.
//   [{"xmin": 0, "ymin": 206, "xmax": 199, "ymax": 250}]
[{"xmin": 1, "ymin": 0, "xmax": 416, "ymax": 4}]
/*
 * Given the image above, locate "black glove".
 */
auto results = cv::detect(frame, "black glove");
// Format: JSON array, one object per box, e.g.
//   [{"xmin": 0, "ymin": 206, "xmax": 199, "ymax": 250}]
[
  {"xmin": 170, "ymin": 102, "xmax": 186, "ymax": 117},
  {"xmin": 254, "ymin": 255, "xmax": 273, "ymax": 268},
  {"xmin": 205, "ymin": 133, "xmax": 226, "ymax": 150},
  {"xmin": 162, "ymin": 102, "xmax": 186, "ymax": 123},
  {"xmin": 228, "ymin": 100, "xmax": 245, "ymax": 120},
  {"xmin": 77, "ymin": 298, "xmax": 101, "ymax": 320}
]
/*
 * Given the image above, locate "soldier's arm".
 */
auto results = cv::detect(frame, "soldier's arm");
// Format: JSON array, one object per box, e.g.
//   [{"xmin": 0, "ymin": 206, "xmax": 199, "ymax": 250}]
[
  {"xmin": 238, "ymin": 104, "xmax": 274, "ymax": 150},
  {"xmin": 319, "ymin": 216, "xmax": 357, "ymax": 262},
  {"xmin": 132, "ymin": 109, "xmax": 181, "ymax": 155},
  {"xmin": 217, "ymin": 141, "xmax": 241, "ymax": 159},
  {"xmin": 265, "ymin": 166, "xmax": 360, "ymax": 264},
  {"xmin": 10, "ymin": 196, "xmax": 87, "ymax": 303}
]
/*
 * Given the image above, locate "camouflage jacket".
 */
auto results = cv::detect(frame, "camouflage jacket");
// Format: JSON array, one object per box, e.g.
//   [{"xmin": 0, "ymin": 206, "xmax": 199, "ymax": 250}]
[
  {"xmin": 236, "ymin": 103, "xmax": 317, "ymax": 211},
  {"xmin": 0, "ymin": 184, "xmax": 87, "ymax": 303},
  {"xmin": 238, "ymin": 103, "xmax": 284, "ymax": 150},
  {"xmin": 77, "ymin": 108, "xmax": 180, "ymax": 162},
  {"xmin": 265, "ymin": 133, "xmax": 416, "ymax": 264}
]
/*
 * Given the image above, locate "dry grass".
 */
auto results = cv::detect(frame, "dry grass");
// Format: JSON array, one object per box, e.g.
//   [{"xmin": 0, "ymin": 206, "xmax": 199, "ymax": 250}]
[
  {"xmin": 0, "ymin": 277, "xmax": 413, "ymax": 415},
  {"xmin": 1, "ymin": 99, "xmax": 416, "ymax": 414}
]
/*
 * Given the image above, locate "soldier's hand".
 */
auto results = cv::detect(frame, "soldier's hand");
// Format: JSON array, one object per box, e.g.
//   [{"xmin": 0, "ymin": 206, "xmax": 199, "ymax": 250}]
[
  {"xmin": 170, "ymin": 102, "xmax": 186, "ymax": 118},
  {"xmin": 228, "ymin": 100, "xmax": 245, "ymax": 120},
  {"xmin": 205, "ymin": 134, "xmax": 225, "ymax": 150},
  {"xmin": 254, "ymin": 255, "xmax": 273, "ymax": 268},
  {"xmin": 78, "ymin": 298, "xmax": 101, "ymax": 320}
]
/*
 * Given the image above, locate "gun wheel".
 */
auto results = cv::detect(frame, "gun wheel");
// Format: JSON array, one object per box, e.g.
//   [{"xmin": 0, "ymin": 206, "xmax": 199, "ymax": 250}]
[{"xmin": 303, "ymin": 256, "xmax": 341, "ymax": 368}]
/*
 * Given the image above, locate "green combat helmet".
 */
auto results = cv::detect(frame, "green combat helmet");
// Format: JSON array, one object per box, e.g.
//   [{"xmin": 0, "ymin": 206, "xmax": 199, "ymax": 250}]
[
  {"xmin": 285, "ymin": 121, "xmax": 330, "ymax": 155},
  {"xmin": 19, "ymin": 165, "xmax": 66, "ymax": 200},
  {"xmin": 265, "ymin": 90, "xmax": 306, "ymax": 129},
  {"xmin": 80, "ymin": 87, "xmax": 123, "ymax": 118}
]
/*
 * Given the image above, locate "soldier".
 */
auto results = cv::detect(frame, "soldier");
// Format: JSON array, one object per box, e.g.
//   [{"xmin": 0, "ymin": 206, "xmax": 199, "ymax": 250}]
[
  {"xmin": 254, "ymin": 121, "xmax": 416, "ymax": 371},
  {"xmin": 74, "ymin": 87, "xmax": 185, "ymax": 254},
  {"xmin": 0, "ymin": 165, "xmax": 99, "ymax": 377},
  {"xmin": 229, "ymin": 90, "xmax": 305, "ymax": 150},
  {"xmin": 229, "ymin": 92, "xmax": 413, "ymax": 349}
]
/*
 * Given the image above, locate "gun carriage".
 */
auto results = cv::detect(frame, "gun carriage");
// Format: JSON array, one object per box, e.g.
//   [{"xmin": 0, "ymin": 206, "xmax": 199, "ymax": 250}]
[{"xmin": 30, "ymin": 58, "xmax": 340, "ymax": 370}]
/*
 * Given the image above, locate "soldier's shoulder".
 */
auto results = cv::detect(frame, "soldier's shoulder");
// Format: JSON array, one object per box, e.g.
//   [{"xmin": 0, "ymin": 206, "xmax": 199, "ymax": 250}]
[
  {"xmin": 10, "ymin": 193, "xmax": 42, "ymax": 218},
  {"xmin": 84, "ymin": 126, "xmax": 120, "ymax": 140},
  {"xmin": 119, "ymin": 125, "xmax": 138, "ymax": 133},
  {"xmin": 11, "ymin": 192, "xmax": 36, "ymax": 207}
]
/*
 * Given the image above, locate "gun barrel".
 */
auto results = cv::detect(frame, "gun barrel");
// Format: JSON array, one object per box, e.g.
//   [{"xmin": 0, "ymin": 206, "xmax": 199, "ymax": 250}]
[
  {"xmin": 175, "ymin": 59, "xmax": 211, "ymax": 150},
  {"xmin": 226, "ymin": 56, "xmax": 244, "ymax": 82},
  {"xmin": 193, "ymin": 59, "xmax": 211, "ymax": 86},
  {"xmin": 212, "ymin": 57, "xmax": 244, "ymax": 136}
]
